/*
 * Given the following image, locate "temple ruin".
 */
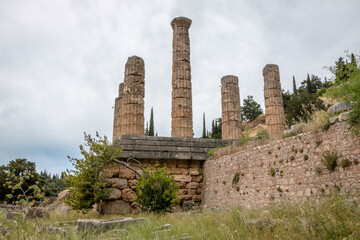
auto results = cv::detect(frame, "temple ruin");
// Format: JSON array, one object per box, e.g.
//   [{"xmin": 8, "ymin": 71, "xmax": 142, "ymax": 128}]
[
  {"xmin": 221, "ymin": 75, "xmax": 242, "ymax": 140},
  {"xmin": 112, "ymin": 83, "xmax": 123, "ymax": 141},
  {"xmin": 263, "ymin": 64, "xmax": 286, "ymax": 140}
]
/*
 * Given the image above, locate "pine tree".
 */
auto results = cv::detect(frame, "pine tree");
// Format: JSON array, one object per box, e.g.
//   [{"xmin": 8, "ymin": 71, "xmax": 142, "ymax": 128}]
[
  {"xmin": 149, "ymin": 107, "xmax": 154, "ymax": 136},
  {"xmin": 202, "ymin": 113, "xmax": 206, "ymax": 138},
  {"xmin": 293, "ymin": 76, "xmax": 297, "ymax": 95},
  {"xmin": 241, "ymin": 95, "xmax": 263, "ymax": 122}
]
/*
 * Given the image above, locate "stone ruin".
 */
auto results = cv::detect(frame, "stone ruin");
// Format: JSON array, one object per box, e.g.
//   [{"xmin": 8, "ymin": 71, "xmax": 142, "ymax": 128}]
[{"xmin": 108, "ymin": 16, "xmax": 287, "ymax": 212}]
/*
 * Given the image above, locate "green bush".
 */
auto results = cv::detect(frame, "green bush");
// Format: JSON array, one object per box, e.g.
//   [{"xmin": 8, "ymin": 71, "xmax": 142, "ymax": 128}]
[
  {"xmin": 65, "ymin": 132, "xmax": 123, "ymax": 211},
  {"xmin": 269, "ymin": 168, "xmax": 276, "ymax": 177},
  {"xmin": 135, "ymin": 164, "xmax": 179, "ymax": 213},
  {"xmin": 322, "ymin": 151, "xmax": 339, "ymax": 172},
  {"xmin": 207, "ymin": 147, "xmax": 220, "ymax": 157},
  {"xmin": 256, "ymin": 129, "xmax": 268, "ymax": 140},
  {"xmin": 232, "ymin": 172, "xmax": 240, "ymax": 186},
  {"xmin": 322, "ymin": 119, "xmax": 331, "ymax": 131},
  {"xmin": 340, "ymin": 158, "xmax": 352, "ymax": 168}
]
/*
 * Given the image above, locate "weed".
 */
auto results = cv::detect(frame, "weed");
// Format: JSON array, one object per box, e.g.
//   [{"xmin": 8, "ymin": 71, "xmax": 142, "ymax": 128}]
[
  {"xmin": 340, "ymin": 158, "xmax": 352, "ymax": 168},
  {"xmin": 279, "ymin": 159, "xmax": 283, "ymax": 164},
  {"xmin": 277, "ymin": 187, "xmax": 283, "ymax": 192},
  {"xmin": 322, "ymin": 151, "xmax": 339, "ymax": 171},
  {"xmin": 268, "ymin": 151, "xmax": 272, "ymax": 155},
  {"xmin": 256, "ymin": 129, "xmax": 269, "ymax": 140},
  {"xmin": 300, "ymin": 149, "xmax": 304, "ymax": 153},
  {"xmin": 207, "ymin": 147, "xmax": 220, "ymax": 156},
  {"xmin": 290, "ymin": 156, "xmax": 295, "ymax": 161},
  {"xmin": 269, "ymin": 168, "xmax": 276, "ymax": 177},
  {"xmin": 241, "ymin": 172, "xmax": 245, "ymax": 176},
  {"xmin": 235, "ymin": 186, "xmax": 240, "ymax": 192},
  {"xmin": 223, "ymin": 181, "xmax": 226, "ymax": 185},
  {"xmin": 304, "ymin": 155, "xmax": 309, "ymax": 160},
  {"xmin": 315, "ymin": 167, "xmax": 322, "ymax": 174},
  {"xmin": 354, "ymin": 159, "xmax": 359, "ymax": 165},
  {"xmin": 232, "ymin": 172, "xmax": 240, "ymax": 185},
  {"xmin": 322, "ymin": 119, "xmax": 331, "ymax": 131}
]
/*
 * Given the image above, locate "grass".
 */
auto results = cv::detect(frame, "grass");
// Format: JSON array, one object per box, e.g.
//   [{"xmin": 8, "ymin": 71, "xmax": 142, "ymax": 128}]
[
  {"xmin": 322, "ymin": 151, "xmax": 339, "ymax": 171},
  {"xmin": 1, "ymin": 193, "xmax": 360, "ymax": 239}
]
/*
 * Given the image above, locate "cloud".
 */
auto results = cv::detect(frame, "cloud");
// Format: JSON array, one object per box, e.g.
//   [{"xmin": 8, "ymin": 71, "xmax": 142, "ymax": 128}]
[{"xmin": 0, "ymin": 0, "xmax": 359, "ymax": 174}]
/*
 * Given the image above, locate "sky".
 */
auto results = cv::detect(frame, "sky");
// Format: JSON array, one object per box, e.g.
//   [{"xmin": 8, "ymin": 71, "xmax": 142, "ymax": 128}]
[{"xmin": 0, "ymin": 0, "xmax": 359, "ymax": 175}]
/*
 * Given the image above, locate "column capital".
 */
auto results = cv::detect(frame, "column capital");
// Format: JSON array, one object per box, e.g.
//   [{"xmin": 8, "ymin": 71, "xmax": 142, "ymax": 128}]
[
  {"xmin": 171, "ymin": 17, "xmax": 192, "ymax": 30},
  {"xmin": 263, "ymin": 64, "xmax": 279, "ymax": 76}
]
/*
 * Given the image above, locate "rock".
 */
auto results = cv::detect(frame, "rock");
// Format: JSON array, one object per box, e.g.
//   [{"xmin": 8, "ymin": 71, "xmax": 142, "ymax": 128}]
[
  {"xmin": 339, "ymin": 111, "xmax": 350, "ymax": 122},
  {"xmin": 57, "ymin": 189, "xmax": 71, "ymax": 202},
  {"xmin": 107, "ymin": 178, "xmax": 128, "ymax": 189},
  {"xmin": 119, "ymin": 168, "xmax": 136, "ymax": 180},
  {"xmin": 178, "ymin": 189, "xmax": 188, "ymax": 195},
  {"xmin": 329, "ymin": 116, "xmax": 339, "ymax": 124},
  {"xmin": 327, "ymin": 102, "xmax": 350, "ymax": 114},
  {"xmin": 182, "ymin": 200, "xmax": 194, "ymax": 210},
  {"xmin": 128, "ymin": 179, "xmax": 138, "ymax": 189},
  {"xmin": 101, "ymin": 200, "xmax": 130, "ymax": 214},
  {"xmin": 103, "ymin": 168, "xmax": 119, "ymax": 178},
  {"xmin": 108, "ymin": 188, "xmax": 122, "ymax": 200},
  {"xmin": 122, "ymin": 188, "xmax": 136, "ymax": 202},
  {"xmin": 6, "ymin": 211, "xmax": 20, "ymax": 220},
  {"xmin": 177, "ymin": 195, "xmax": 192, "ymax": 201},
  {"xmin": 186, "ymin": 182, "xmax": 199, "ymax": 189},
  {"xmin": 76, "ymin": 217, "xmax": 145, "ymax": 232},
  {"xmin": 174, "ymin": 175, "xmax": 192, "ymax": 182},
  {"xmin": 189, "ymin": 170, "xmax": 199, "ymax": 176},
  {"xmin": 130, "ymin": 202, "xmax": 141, "ymax": 213},
  {"xmin": 0, "ymin": 227, "xmax": 10, "ymax": 236},
  {"xmin": 26, "ymin": 207, "xmax": 49, "ymax": 218},
  {"xmin": 192, "ymin": 175, "xmax": 202, "ymax": 182},
  {"xmin": 178, "ymin": 233, "xmax": 194, "ymax": 240}
]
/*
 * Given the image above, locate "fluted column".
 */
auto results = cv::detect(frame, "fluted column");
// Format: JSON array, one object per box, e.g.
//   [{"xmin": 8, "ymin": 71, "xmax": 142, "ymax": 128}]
[
  {"xmin": 263, "ymin": 64, "xmax": 285, "ymax": 140},
  {"xmin": 120, "ymin": 56, "xmax": 145, "ymax": 135},
  {"xmin": 171, "ymin": 17, "xmax": 193, "ymax": 138},
  {"xmin": 112, "ymin": 83, "xmax": 124, "ymax": 141},
  {"xmin": 221, "ymin": 75, "xmax": 242, "ymax": 140}
]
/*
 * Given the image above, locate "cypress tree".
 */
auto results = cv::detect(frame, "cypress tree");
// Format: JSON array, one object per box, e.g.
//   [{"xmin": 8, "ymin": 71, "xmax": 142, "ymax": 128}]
[
  {"xmin": 293, "ymin": 76, "xmax": 297, "ymax": 95},
  {"xmin": 306, "ymin": 73, "xmax": 312, "ymax": 93},
  {"xmin": 202, "ymin": 113, "xmax": 206, "ymax": 138},
  {"xmin": 149, "ymin": 107, "xmax": 154, "ymax": 136},
  {"xmin": 145, "ymin": 121, "xmax": 149, "ymax": 136}
]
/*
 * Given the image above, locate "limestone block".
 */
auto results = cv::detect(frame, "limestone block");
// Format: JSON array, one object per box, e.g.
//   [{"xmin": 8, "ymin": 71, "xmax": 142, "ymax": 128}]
[
  {"xmin": 119, "ymin": 168, "xmax": 136, "ymax": 180},
  {"xmin": 106, "ymin": 178, "xmax": 128, "ymax": 189},
  {"xmin": 329, "ymin": 116, "xmax": 339, "ymax": 124},
  {"xmin": 339, "ymin": 111, "xmax": 350, "ymax": 122},
  {"xmin": 186, "ymin": 182, "xmax": 199, "ymax": 189},
  {"xmin": 101, "ymin": 200, "xmax": 130, "ymax": 214},
  {"xmin": 178, "ymin": 189, "xmax": 188, "ymax": 195},
  {"xmin": 174, "ymin": 175, "xmax": 192, "ymax": 182},
  {"xmin": 108, "ymin": 188, "xmax": 122, "ymax": 200},
  {"xmin": 327, "ymin": 102, "xmax": 350, "ymax": 113},
  {"xmin": 122, "ymin": 188, "xmax": 137, "ymax": 202},
  {"xmin": 128, "ymin": 179, "xmax": 138, "ymax": 189}
]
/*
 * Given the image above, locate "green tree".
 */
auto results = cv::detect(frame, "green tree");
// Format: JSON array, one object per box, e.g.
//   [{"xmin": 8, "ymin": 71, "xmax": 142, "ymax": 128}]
[
  {"xmin": 209, "ymin": 118, "xmax": 222, "ymax": 139},
  {"xmin": 0, "ymin": 159, "xmax": 39, "ymax": 203},
  {"xmin": 282, "ymin": 89, "xmax": 292, "ymax": 110},
  {"xmin": 145, "ymin": 121, "xmax": 149, "ymax": 136},
  {"xmin": 38, "ymin": 170, "xmax": 66, "ymax": 197},
  {"xmin": 241, "ymin": 95, "xmax": 263, "ymax": 122},
  {"xmin": 135, "ymin": 164, "xmax": 179, "ymax": 213},
  {"xmin": 202, "ymin": 113, "xmax": 207, "ymax": 138},
  {"xmin": 298, "ymin": 74, "xmax": 324, "ymax": 94},
  {"xmin": 293, "ymin": 76, "xmax": 298, "ymax": 95},
  {"xmin": 149, "ymin": 107, "xmax": 155, "ymax": 136},
  {"xmin": 65, "ymin": 132, "xmax": 123, "ymax": 211}
]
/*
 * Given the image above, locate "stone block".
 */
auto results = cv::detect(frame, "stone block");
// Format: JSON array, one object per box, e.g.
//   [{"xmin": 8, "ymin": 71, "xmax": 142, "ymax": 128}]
[
  {"xmin": 174, "ymin": 175, "xmax": 192, "ymax": 183},
  {"xmin": 108, "ymin": 188, "xmax": 122, "ymax": 200},
  {"xmin": 192, "ymin": 175, "xmax": 202, "ymax": 182},
  {"xmin": 329, "ymin": 116, "xmax": 339, "ymax": 124},
  {"xmin": 180, "ymin": 168, "xmax": 189, "ymax": 175},
  {"xmin": 122, "ymin": 188, "xmax": 137, "ymax": 202},
  {"xmin": 186, "ymin": 182, "xmax": 199, "ymax": 189},
  {"xmin": 327, "ymin": 102, "xmax": 350, "ymax": 113},
  {"xmin": 339, "ymin": 111, "xmax": 350, "ymax": 122},
  {"xmin": 107, "ymin": 178, "xmax": 128, "ymax": 189},
  {"xmin": 101, "ymin": 200, "xmax": 130, "ymax": 214},
  {"xmin": 178, "ymin": 189, "xmax": 188, "ymax": 195},
  {"xmin": 119, "ymin": 168, "xmax": 136, "ymax": 180},
  {"xmin": 128, "ymin": 179, "xmax": 138, "ymax": 189}
]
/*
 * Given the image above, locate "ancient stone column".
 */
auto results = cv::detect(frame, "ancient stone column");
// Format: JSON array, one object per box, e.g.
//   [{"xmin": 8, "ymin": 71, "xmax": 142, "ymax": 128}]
[
  {"xmin": 120, "ymin": 56, "xmax": 145, "ymax": 135},
  {"xmin": 171, "ymin": 17, "xmax": 193, "ymax": 138},
  {"xmin": 112, "ymin": 83, "xmax": 124, "ymax": 141},
  {"xmin": 263, "ymin": 64, "xmax": 285, "ymax": 140},
  {"xmin": 221, "ymin": 75, "xmax": 242, "ymax": 140}
]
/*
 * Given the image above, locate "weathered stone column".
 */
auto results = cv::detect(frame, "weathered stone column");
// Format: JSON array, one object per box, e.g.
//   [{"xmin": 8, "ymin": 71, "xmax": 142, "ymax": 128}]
[
  {"xmin": 120, "ymin": 56, "xmax": 145, "ymax": 135},
  {"xmin": 221, "ymin": 75, "xmax": 242, "ymax": 140},
  {"xmin": 171, "ymin": 17, "xmax": 193, "ymax": 138},
  {"xmin": 112, "ymin": 83, "xmax": 124, "ymax": 141},
  {"xmin": 263, "ymin": 64, "xmax": 285, "ymax": 140}
]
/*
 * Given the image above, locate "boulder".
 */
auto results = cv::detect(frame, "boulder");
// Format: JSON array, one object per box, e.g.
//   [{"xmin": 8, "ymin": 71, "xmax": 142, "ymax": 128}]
[
  {"xmin": 329, "ymin": 116, "xmax": 339, "ymax": 124},
  {"xmin": 339, "ymin": 111, "xmax": 350, "ymax": 122},
  {"xmin": 119, "ymin": 168, "xmax": 136, "ymax": 180},
  {"xmin": 101, "ymin": 200, "xmax": 130, "ymax": 214},
  {"xmin": 108, "ymin": 188, "xmax": 122, "ymax": 200},
  {"xmin": 107, "ymin": 178, "xmax": 128, "ymax": 189},
  {"xmin": 122, "ymin": 188, "xmax": 137, "ymax": 202},
  {"xmin": 327, "ymin": 102, "xmax": 350, "ymax": 113}
]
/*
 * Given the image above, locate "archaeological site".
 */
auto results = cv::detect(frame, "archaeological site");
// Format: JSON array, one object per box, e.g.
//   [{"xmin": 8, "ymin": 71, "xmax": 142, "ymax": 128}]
[{"xmin": 106, "ymin": 16, "xmax": 360, "ymax": 213}]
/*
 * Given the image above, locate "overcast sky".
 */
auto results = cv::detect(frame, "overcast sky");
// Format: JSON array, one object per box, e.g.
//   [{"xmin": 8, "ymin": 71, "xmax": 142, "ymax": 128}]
[{"xmin": 1, "ymin": 0, "xmax": 359, "ymax": 174}]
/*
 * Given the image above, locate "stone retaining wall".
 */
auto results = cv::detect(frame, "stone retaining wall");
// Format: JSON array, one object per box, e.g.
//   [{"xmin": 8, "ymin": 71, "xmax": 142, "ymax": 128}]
[{"xmin": 203, "ymin": 122, "xmax": 360, "ymax": 208}]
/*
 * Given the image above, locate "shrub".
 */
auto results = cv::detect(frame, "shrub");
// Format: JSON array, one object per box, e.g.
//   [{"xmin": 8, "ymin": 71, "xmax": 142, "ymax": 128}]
[
  {"xmin": 256, "ymin": 129, "xmax": 268, "ymax": 140},
  {"xmin": 322, "ymin": 119, "xmax": 331, "ymax": 131},
  {"xmin": 340, "ymin": 158, "xmax": 352, "ymax": 168},
  {"xmin": 207, "ymin": 147, "xmax": 220, "ymax": 157},
  {"xmin": 65, "ymin": 132, "xmax": 123, "ymax": 211},
  {"xmin": 135, "ymin": 164, "xmax": 179, "ymax": 213},
  {"xmin": 322, "ymin": 151, "xmax": 339, "ymax": 172},
  {"xmin": 240, "ymin": 127, "xmax": 251, "ymax": 145},
  {"xmin": 269, "ymin": 168, "xmax": 276, "ymax": 177},
  {"xmin": 232, "ymin": 172, "xmax": 240, "ymax": 186}
]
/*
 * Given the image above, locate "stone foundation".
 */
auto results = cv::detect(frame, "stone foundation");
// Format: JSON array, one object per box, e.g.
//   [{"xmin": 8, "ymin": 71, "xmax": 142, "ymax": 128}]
[{"xmin": 203, "ymin": 122, "xmax": 360, "ymax": 208}]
